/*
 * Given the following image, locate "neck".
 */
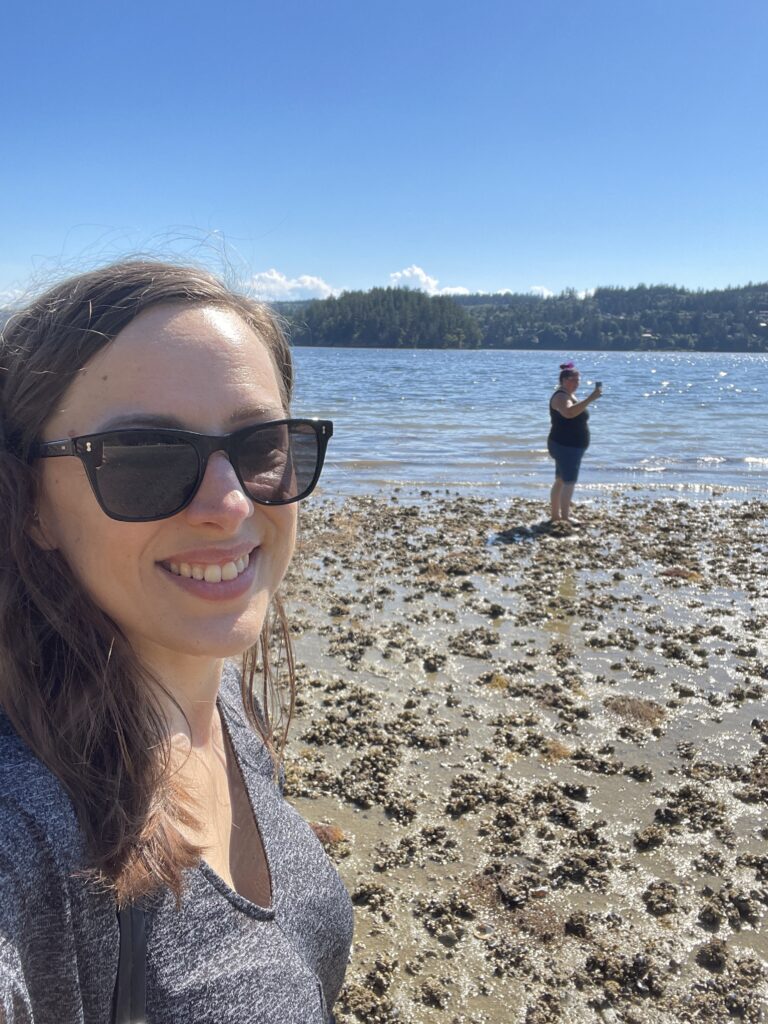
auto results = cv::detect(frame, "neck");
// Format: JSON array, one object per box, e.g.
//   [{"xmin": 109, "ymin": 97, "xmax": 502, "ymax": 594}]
[{"xmin": 135, "ymin": 643, "xmax": 225, "ymax": 749}]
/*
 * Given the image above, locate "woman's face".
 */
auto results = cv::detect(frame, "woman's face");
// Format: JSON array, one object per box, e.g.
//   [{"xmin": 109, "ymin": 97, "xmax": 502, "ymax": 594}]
[
  {"xmin": 564, "ymin": 372, "xmax": 580, "ymax": 394},
  {"xmin": 36, "ymin": 303, "xmax": 297, "ymax": 667}
]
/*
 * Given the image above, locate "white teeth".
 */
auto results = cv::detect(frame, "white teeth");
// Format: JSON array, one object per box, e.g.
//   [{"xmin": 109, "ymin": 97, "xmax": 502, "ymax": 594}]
[{"xmin": 166, "ymin": 552, "xmax": 252, "ymax": 583}]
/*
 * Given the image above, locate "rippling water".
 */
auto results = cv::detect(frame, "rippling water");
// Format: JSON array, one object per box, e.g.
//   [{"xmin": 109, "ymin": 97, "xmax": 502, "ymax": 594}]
[{"xmin": 292, "ymin": 348, "xmax": 767, "ymax": 501}]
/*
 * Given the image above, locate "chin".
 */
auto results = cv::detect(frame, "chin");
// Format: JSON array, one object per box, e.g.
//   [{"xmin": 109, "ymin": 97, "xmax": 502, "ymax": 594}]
[
  {"xmin": 161, "ymin": 630, "xmax": 264, "ymax": 662},
  {"xmin": 186, "ymin": 614, "xmax": 270, "ymax": 659},
  {"xmin": 133, "ymin": 603, "xmax": 274, "ymax": 664}
]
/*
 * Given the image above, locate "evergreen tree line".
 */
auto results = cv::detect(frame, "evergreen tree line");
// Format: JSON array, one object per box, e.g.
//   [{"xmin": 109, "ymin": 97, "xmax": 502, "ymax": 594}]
[
  {"xmin": 284, "ymin": 287, "xmax": 481, "ymax": 348},
  {"xmin": 3, "ymin": 281, "xmax": 767, "ymax": 351},
  {"xmin": 280, "ymin": 282, "xmax": 768, "ymax": 351}
]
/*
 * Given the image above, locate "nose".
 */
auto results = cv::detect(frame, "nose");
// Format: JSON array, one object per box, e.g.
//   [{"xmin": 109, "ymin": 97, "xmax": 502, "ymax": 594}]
[{"xmin": 184, "ymin": 451, "xmax": 254, "ymax": 529}]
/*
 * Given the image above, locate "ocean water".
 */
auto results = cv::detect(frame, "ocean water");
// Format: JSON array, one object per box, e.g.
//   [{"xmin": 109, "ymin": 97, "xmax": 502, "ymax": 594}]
[{"xmin": 292, "ymin": 348, "xmax": 767, "ymax": 502}]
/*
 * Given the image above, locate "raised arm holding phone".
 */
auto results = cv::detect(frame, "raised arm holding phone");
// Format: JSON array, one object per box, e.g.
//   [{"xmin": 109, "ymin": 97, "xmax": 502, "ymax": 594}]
[{"xmin": 547, "ymin": 362, "xmax": 602, "ymax": 525}]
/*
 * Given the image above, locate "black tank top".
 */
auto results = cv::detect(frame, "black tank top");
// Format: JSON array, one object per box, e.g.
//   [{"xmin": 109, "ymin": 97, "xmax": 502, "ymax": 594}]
[{"xmin": 549, "ymin": 389, "xmax": 590, "ymax": 448}]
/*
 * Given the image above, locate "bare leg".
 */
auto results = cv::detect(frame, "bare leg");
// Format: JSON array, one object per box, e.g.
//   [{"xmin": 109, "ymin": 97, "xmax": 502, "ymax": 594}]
[
  {"xmin": 560, "ymin": 482, "xmax": 576, "ymax": 520},
  {"xmin": 550, "ymin": 479, "xmax": 563, "ymax": 521}
]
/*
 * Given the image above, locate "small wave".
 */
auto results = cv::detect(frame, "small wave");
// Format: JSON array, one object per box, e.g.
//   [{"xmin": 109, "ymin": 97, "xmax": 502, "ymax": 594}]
[
  {"xmin": 635, "ymin": 458, "xmax": 674, "ymax": 472},
  {"xmin": 333, "ymin": 459, "xmax": 404, "ymax": 470},
  {"xmin": 482, "ymin": 448, "xmax": 550, "ymax": 461},
  {"xmin": 745, "ymin": 457, "xmax": 768, "ymax": 466},
  {"xmin": 581, "ymin": 481, "xmax": 750, "ymax": 495}
]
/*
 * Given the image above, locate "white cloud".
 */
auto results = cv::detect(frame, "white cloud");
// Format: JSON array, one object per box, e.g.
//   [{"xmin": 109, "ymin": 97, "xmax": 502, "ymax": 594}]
[
  {"xmin": 247, "ymin": 269, "xmax": 337, "ymax": 302},
  {"xmin": 390, "ymin": 265, "xmax": 439, "ymax": 292},
  {"xmin": 389, "ymin": 265, "xmax": 469, "ymax": 296},
  {"xmin": 530, "ymin": 285, "xmax": 595, "ymax": 300},
  {"xmin": 246, "ymin": 264, "xmax": 476, "ymax": 301}
]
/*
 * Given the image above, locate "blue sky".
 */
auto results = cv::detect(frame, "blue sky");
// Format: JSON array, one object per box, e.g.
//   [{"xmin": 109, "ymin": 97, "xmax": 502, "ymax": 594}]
[{"xmin": 2, "ymin": 0, "xmax": 766, "ymax": 301}]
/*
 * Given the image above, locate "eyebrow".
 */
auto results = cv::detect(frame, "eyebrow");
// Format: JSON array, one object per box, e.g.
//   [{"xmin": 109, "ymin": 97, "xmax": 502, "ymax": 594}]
[{"xmin": 98, "ymin": 404, "xmax": 285, "ymax": 431}]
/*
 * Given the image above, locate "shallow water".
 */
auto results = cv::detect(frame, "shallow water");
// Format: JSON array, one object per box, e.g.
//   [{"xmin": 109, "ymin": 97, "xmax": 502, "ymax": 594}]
[{"xmin": 292, "ymin": 348, "xmax": 767, "ymax": 501}]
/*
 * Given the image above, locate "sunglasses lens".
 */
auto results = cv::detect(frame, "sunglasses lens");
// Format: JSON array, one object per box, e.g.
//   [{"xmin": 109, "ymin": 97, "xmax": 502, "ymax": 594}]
[
  {"xmin": 94, "ymin": 432, "xmax": 199, "ymax": 519},
  {"xmin": 238, "ymin": 422, "xmax": 320, "ymax": 503}
]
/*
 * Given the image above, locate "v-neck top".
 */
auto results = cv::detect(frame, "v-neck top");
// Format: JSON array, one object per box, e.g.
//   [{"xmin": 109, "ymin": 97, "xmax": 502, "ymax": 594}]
[{"xmin": 0, "ymin": 664, "xmax": 353, "ymax": 1023}]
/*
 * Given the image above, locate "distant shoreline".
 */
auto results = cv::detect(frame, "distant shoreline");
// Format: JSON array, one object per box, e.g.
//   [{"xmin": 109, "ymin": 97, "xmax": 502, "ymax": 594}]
[
  {"xmin": 291, "ymin": 341, "xmax": 767, "ymax": 352},
  {"xmin": 280, "ymin": 281, "xmax": 768, "ymax": 353}
]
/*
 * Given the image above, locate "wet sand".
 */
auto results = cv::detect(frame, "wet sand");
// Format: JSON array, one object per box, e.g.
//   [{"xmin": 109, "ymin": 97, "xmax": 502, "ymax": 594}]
[{"xmin": 283, "ymin": 494, "xmax": 768, "ymax": 1023}]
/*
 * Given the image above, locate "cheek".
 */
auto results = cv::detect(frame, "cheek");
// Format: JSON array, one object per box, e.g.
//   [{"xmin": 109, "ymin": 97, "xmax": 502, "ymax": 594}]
[
  {"xmin": 269, "ymin": 507, "xmax": 298, "ymax": 578},
  {"xmin": 57, "ymin": 528, "xmax": 149, "ymax": 636},
  {"xmin": 281, "ymin": 509, "xmax": 298, "ymax": 562},
  {"xmin": 58, "ymin": 519, "xmax": 135, "ymax": 598},
  {"xmin": 285, "ymin": 507, "xmax": 298, "ymax": 552},
  {"xmin": 37, "ymin": 462, "xmax": 94, "ymax": 552},
  {"xmin": 38, "ymin": 466, "xmax": 145, "ymax": 603}
]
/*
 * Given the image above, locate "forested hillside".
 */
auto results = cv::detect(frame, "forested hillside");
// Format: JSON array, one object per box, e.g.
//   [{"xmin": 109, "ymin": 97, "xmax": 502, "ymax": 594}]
[
  {"xmin": 280, "ymin": 282, "xmax": 768, "ymax": 351},
  {"xmin": 3, "ymin": 282, "xmax": 767, "ymax": 351},
  {"xmin": 285, "ymin": 286, "xmax": 481, "ymax": 348}
]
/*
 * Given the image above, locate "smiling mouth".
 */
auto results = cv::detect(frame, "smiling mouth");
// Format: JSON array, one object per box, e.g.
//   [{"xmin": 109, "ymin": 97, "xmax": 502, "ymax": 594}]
[{"xmin": 162, "ymin": 551, "xmax": 251, "ymax": 584}]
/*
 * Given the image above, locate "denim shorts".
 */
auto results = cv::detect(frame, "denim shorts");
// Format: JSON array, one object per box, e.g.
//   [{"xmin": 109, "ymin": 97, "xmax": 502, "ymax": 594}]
[{"xmin": 548, "ymin": 439, "xmax": 586, "ymax": 483}]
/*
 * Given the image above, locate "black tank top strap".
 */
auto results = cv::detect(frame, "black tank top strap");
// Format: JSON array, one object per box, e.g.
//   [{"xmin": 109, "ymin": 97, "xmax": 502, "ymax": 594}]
[{"xmin": 550, "ymin": 388, "xmax": 568, "ymax": 408}]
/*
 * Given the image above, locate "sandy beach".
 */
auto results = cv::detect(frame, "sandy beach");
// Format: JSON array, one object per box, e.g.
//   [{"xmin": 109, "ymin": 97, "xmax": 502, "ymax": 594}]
[{"xmin": 283, "ymin": 494, "xmax": 767, "ymax": 1023}]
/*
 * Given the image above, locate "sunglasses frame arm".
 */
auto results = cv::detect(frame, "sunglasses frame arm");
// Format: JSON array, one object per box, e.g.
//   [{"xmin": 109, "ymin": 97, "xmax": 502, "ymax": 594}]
[{"xmin": 30, "ymin": 439, "xmax": 80, "ymax": 458}]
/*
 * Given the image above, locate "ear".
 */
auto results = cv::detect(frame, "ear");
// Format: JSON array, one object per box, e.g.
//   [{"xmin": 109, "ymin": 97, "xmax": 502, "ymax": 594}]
[{"xmin": 27, "ymin": 508, "xmax": 58, "ymax": 551}]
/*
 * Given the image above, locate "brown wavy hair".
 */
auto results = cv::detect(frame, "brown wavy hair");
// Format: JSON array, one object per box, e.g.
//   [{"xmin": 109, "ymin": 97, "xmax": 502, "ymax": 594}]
[{"xmin": 0, "ymin": 260, "xmax": 296, "ymax": 904}]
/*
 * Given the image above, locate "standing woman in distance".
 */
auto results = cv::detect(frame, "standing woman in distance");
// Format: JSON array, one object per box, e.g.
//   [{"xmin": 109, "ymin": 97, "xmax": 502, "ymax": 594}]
[
  {"xmin": 547, "ymin": 361, "xmax": 602, "ymax": 525},
  {"xmin": 0, "ymin": 261, "xmax": 352, "ymax": 1023}
]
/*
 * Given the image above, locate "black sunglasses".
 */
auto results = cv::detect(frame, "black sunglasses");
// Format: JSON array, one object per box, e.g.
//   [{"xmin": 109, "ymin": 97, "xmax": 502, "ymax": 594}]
[{"xmin": 31, "ymin": 418, "xmax": 333, "ymax": 522}]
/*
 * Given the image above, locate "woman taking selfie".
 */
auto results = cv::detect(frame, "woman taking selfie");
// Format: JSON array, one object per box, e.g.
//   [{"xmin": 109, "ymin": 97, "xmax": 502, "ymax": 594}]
[
  {"xmin": 547, "ymin": 361, "xmax": 602, "ymax": 524},
  {"xmin": 0, "ymin": 261, "xmax": 352, "ymax": 1023}
]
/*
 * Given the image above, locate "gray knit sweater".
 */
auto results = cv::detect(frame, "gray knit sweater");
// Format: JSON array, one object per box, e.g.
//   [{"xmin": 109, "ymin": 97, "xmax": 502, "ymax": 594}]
[{"xmin": 0, "ymin": 666, "xmax": 353, "ymax": 1023}]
